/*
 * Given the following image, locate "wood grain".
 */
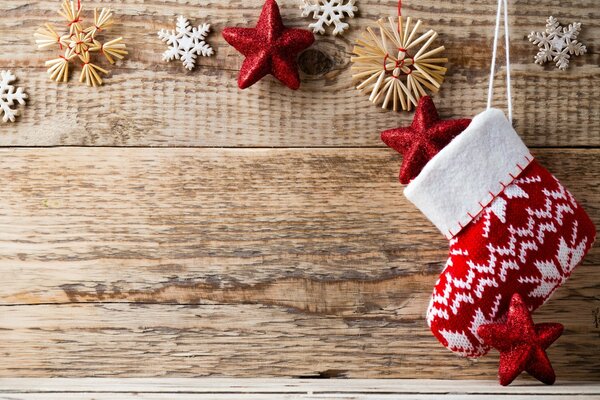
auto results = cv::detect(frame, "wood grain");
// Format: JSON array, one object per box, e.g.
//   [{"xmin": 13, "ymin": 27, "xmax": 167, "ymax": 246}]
[
  {"xmin": 0, "ymin": 379, "xmax": 599, "ymax": 400},
  {"xmin": 0, "ymin": 0, "xmax": 598, "ymax": 383},
  {"xmin": 0, "ymin": 148, "xmax": 597, "ymax": 378},
  {"xmin": 0, "ymin": 0, "xmax": 598, "ymax": 147}
]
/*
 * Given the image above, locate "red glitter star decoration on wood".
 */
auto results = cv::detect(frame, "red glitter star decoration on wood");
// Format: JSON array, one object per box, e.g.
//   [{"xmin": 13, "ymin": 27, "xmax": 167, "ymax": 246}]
[
  {"xmin": 381, "ymin": 96, "xmax": 471, "ymax": 184},
  {"xmin": 222, "ymin": 0, "xmax": 315, "ymax": 90},
  {"xmin": 478, "ymin": 293, "xmax": 564, "ymax": 386}
]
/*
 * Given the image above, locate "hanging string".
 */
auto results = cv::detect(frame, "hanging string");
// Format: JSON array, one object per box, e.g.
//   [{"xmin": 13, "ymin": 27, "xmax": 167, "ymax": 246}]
[
  {"xmin": 503, "ymin": 0, "xmax": 512, "ymax": 122},
  {"xmin": 396, "ymin": 0, "xmax": 402, "ymax": 32},
  {"xmin": 486, "ymin": 0, "xmax": 501, "ymax": 113},
  {"xmin": 487, "ymin": 0, "xmax": 513, "ymax": 122}
]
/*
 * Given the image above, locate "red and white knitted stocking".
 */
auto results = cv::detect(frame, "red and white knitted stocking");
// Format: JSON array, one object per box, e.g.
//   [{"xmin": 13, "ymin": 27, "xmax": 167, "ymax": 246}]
[{"xmin": 383, "ymin": 98, "xmax": 596, "ymax": 358}]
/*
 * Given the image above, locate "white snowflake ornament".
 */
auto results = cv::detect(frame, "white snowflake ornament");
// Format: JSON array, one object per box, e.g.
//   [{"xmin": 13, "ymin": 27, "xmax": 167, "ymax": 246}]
[
  {"xmin": 301, "ymin": 0, "xmax": 357, "ymax": 36},
  {"xmin": 528, "ymin": 16, "xmax": 587, "ymax": 70},
  {"xmin": 0, "ymin": 71, "xmax": 27, "ymax": 123},
  {"xmin": 158, "ymin": 16, "xmax": 214, "ymax": 70}
]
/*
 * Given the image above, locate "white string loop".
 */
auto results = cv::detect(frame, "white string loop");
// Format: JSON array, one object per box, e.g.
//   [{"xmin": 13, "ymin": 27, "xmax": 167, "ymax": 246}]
[{"xmin": 487, "ymin": 0, "xmax": 512, "ymax": 122}]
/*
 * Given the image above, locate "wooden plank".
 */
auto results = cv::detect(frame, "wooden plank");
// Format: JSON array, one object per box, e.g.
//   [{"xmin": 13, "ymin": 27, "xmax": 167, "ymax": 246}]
[
  {"xmin": 2, "ymin": 378, "xmax": 599, "ymax": 393},
  {"xmin": 0, "ymin": 298, "xmax": 597, "ymax": 379},
  {"xmin": 0, "ymin": 379, "xmax": 598, "ymax": 400},
  {"xmin": 0, "ymin": 147, "xmax": 597, "ymax": 304},
  {"xmin": 0, "ymin": 0, "xmax": 598, "ymax": 147},
  {"xmin": 0, "ymin": 146, "xmax": 445, "ymax": 301},
  {"xmin": 0, "ymin": 148, "xmax": 597, "ymax": 378},
  {"xmin": 1, "ymin": 393, "xmax": 598, "ymax": 400}
]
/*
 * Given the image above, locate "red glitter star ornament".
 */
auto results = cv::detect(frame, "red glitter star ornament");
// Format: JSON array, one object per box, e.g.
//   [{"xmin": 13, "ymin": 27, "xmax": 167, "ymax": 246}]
[
  {"xmin": 222, "ymin": 0, "xmax": 315, "ymax": 90},
  {"xmin": 381, "ymin": 96, "xmax": 471, "ymax": 184},
  {"xmin": 478, "ymin": 293, "xmax": 564, "ymax": 386}
]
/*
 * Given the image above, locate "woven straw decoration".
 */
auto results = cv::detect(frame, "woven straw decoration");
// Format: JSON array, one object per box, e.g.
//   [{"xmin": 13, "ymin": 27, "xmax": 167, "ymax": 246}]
[{"xmin": 351, "ymin": 16, "xmax": 447, "ymax": 112}]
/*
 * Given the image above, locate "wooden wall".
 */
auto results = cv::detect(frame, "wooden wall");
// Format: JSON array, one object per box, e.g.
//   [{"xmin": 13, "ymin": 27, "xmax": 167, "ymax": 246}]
[{"xmin": 0, "ymin": 0, "xmax": 598, "ymax": 379}]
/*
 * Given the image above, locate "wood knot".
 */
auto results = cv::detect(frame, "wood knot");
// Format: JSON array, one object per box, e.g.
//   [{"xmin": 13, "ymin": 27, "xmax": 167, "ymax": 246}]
[{"xmin": 298, "ymin": 48, "xmax": 334, "ymax": 76}]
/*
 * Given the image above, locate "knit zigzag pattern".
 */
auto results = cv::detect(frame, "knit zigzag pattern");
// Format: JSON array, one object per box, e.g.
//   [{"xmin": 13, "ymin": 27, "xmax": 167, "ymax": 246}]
[{"xmin": 426, "ymin": 160, "xmax": 596, "ymax": 357}]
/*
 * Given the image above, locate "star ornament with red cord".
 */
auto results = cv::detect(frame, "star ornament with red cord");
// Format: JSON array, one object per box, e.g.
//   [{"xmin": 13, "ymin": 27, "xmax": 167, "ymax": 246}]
[
  {"xmin": 222, "ymin": 0, "xmax": 315, "ymax": 90},
  {"xmin": 478, "ymin": 293, "xmax": 564, "ymax": 386},
  {"xmin": 381, "ymin": 96, "xmax": 471, "ymax": 184}
]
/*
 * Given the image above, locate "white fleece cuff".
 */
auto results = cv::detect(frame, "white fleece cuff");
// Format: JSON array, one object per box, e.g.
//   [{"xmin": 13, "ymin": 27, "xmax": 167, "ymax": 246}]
[{"xmin": 404, "ymin": 108, "xmax": 533, "ymax": 239}]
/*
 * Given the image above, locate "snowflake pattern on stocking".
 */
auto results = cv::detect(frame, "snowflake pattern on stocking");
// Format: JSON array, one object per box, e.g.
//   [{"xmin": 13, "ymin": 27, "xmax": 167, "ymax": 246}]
[
  {"xmin": 528, "ymin": 16, "xmax": 587, "ymax": 70},
  {"xmin": 519, "ymin": 222, "xmax": 588, "ymax": 299},
  {"xmin": 426, "ymin": 161, "xmax": 595, "ymax": 357},
  {"xmin": 301, "ymin": 0, "xmax": 357, "ymax": 35},
  {"xmin": 158, "ymin": 16, "xmax": 214, "ymax": 70},
  {"xmin": 0, "ymin": 71, "xmax": 27, "ymax": 123},
  {"xmin": 482, "ymin": 183, "xmax": 529, "ymax": 237}
]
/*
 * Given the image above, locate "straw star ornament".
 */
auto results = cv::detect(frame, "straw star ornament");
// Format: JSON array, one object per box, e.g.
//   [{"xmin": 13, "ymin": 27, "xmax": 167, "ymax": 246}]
[
  {"xmin": 351, "ymin": 17, "xmax": 447, "ymax": 111},
  {"xmin": 34, "ymin": 0, "xmax": 128, "ymax": 87}
]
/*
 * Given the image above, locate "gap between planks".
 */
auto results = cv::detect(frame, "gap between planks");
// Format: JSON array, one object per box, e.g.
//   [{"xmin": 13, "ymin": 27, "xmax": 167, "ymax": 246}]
[
  {"xmin": 0, "ymin": 145, "xmax": 598, "ymax": 149},
  {"xmin": 0, "ymin": 378, "xmax": 599, "ymax": 399}
]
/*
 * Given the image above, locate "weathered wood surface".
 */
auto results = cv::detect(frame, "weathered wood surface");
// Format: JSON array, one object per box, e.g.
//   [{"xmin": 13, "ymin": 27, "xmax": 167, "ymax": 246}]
[
  {"xmin": 0, "ymin": 148, "xmax": 598, "ymax": 379},
  {"xmin": 0, "ymin": 0, "xmax": 599, "ymax": 147},
  {"xmin": 0, "ymin": 0, "xmax": 598, "ymax": 383},
  {"xmin": 0, "ymin": 379, "xmax": 599, "ymax": 400}
]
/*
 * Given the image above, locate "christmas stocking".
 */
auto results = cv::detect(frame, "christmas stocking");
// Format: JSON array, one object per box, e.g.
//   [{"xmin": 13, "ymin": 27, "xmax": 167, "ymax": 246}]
[{"xmin": 382, "ymin": 96, "xmax": 596, "ymax": 357}]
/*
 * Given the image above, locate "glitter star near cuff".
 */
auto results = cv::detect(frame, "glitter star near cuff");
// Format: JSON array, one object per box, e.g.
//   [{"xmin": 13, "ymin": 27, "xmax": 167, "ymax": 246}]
[
  {"xmin": 381, "ymin": 96, "xmax": 471, "ymax": 184},
  {"xmin": 478, "ymin": 293, "xmax": 564, "ymax": 386},
  {"xmin": 222, "ymin": 0, "xmax": 315, "ymax": 90}
]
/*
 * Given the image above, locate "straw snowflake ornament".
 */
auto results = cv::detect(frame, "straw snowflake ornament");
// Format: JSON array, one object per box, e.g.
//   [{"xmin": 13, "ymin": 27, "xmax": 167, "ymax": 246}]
[
  {"xmin": 34, "ymin": 0, "xmax": 128, "ymax": 87},
  {"xmin": 351, "ymin": 16, "xmax": 447, "ymax": 111}
]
